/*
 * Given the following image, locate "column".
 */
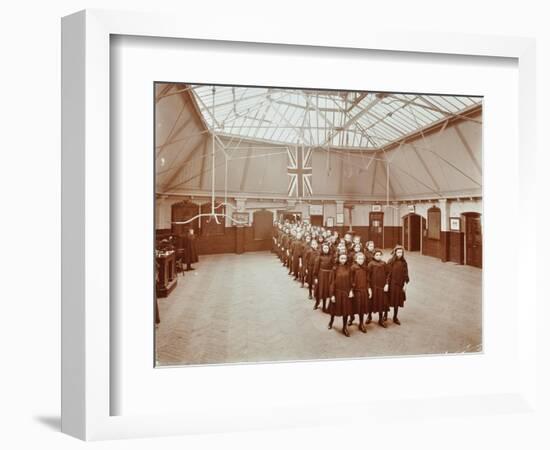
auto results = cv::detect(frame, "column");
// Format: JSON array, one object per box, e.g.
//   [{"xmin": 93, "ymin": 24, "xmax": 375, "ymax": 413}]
[
  {"xmin": 336, "ymin": 200, "xmax": 344, "ymax": 232},
  {"xmin": 235, "ymin": 197, "xmax": 247, "ymax": 254},
  {"xmin": 439, "ymin": 198, "xmax": 450, "ymax": 262}
]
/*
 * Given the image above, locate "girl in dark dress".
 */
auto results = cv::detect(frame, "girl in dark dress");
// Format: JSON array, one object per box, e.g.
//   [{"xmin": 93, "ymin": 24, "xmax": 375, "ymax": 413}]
[
  {"xmin": 306, "ymin": 239, "xmax": 320, "ymax": 301},
  {"xmin": 348, "ymin": 252, "xmax": 369, "ymax": 332},
  {"xmin": 364, "ymin": 240, "xmax": 375, "ymax": 264},
  {"xmin": 387, "ymin": 245, "xmax": 410, "ymax": 325},
  {"xmin": 313, "ymin": 243, "xmax": 334, "ymax": 312},
  {"xmin": 300, "ymin": 234, "xmax": 312, "ymax": 287},
  {"xmin": 317, "ymin": 234, "xmax": 324, "ymax": 248},
  {"xmin": 287, "ymin": 230, "xmax": 297, "ymax": 275},
  {"xmin": 328, "ymin": 253, "xmax": 354, "ymax": 337},
  {"xmin": 346, "ymin": 244, "xmax": 362, "ymax": 326},
  {"xmin": 344, "ymin": 233, "xmax": 353, "ymax": 251},
  {"xmin": 367, "ymin": 249, "xmax": 389, "ymax": 328},
  {"xmin": 348, "ymin": 243, "xmax": 362, "ymax": 266},
  {"xmin": 363, "ymin": 240, "xmax": 376, "ymax": 324},
  {"xmin": 183, "ymin": 228, "xmax": 199, "ymax": 271},
  {"xmin": 334, "ymin": 242, "xmax": 347, "ymax": 265},
  {"xmin": 281, "ymin": 229, "xmax": 290, "ymax": 267}
]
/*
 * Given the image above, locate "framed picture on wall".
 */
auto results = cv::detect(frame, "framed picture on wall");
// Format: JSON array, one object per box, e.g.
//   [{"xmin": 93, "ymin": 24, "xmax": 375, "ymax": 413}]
[
  {"xmin": 326, "ymin": 217, "xmax": 334, "ymax": 227},
  {"xmin": 336, "ymin": 213, "xmax": 344, "ymax": 224},
  {"xmin": 372, "ymin": 204, "xmax": 382, "ymax": 212},
  {"xmin": 450, "ymin": 217, "xmax": 461, "ymax": 231}
]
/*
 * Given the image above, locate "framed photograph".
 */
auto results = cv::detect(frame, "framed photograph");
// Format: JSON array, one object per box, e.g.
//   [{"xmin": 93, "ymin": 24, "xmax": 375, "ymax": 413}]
[
  {"xmin": 61, "ymin": 9, "xmax": 538, "ymax": 442},
  {"xmin": 450, "ymin": 217, "xmax": 461, "ymax": 231},
  {"xmin": 336, "ymin": 213, "xmax": 345, "ymax": 225}
]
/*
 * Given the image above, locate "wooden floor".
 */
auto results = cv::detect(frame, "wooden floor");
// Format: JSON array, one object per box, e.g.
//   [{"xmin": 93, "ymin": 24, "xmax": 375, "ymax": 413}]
[{"xmin": 155, "ymin": 250, "xmax": 482, "ymax": 366}]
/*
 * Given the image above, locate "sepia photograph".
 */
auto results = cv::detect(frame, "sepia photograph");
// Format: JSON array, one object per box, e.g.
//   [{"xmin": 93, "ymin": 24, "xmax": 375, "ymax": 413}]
[{"xmin": 154, "ymin": 83, "xmax": 483, "ymax": 367}]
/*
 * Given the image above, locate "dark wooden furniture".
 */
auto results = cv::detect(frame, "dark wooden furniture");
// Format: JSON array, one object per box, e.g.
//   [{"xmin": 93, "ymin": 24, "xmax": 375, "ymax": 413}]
[
  {"xmin": 156, "ymin": 251, "xmax": 177, "ymax": 297},
  {"xmin": 403, "ymin": 213, "xmax": 421, "ymax": 251},
  {"xmin": 464, "ymin": 212, "xmax": 482, "ymax": 268}
]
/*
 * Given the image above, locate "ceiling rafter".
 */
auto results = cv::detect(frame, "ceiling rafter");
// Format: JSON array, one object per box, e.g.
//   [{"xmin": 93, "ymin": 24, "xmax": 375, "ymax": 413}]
[{"xmin": 319, "ymin": 95, "xmax": 384, "ymax": 147}]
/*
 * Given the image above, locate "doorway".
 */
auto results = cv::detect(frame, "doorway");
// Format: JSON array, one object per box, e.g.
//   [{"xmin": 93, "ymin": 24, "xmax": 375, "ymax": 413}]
[
  {"xmin": 253, "ymin": 210, "xmax": 274, "ymax": 240},
  {"xmin": 464, "ymin": 212, "xmax": 482, "ymax": 268},
  {"xmin": 369, "ymin": 212, "xmax": 384, "ymax": 249},
  {"xmin": 310, "ymin": 215, "xmax": 323, "ymax": 226},
  {"xmin": 403, "ymin": 213, "xmax": 421, "ymax": 252}
]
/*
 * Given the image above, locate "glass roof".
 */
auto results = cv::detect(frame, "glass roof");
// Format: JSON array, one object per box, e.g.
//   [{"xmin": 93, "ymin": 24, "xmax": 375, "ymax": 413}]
[{"xmin": 190, "ymin": 85, "xmax": 481, "ymax": 150}]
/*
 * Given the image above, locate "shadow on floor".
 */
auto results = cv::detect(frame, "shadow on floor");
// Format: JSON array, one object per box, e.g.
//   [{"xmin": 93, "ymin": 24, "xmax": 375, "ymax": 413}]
[{"xmin": 34, "ymin": 415, "xmax": 61, "ymax": 431}]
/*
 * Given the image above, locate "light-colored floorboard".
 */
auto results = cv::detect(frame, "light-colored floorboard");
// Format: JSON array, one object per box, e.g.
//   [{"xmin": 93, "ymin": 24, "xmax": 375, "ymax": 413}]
[{"xmin": 155, "ymin": 250, "xmax": 482, "ymax": 366}]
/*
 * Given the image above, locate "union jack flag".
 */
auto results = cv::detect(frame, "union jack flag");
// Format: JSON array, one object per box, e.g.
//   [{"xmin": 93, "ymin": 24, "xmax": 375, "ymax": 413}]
[{"xmin": 287, "ymin": 145, "xmax": 313, "ymax": 198}]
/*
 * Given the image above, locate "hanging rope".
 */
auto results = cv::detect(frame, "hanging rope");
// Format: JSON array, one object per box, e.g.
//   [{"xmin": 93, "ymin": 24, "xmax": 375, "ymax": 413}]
[{"xmin": 172, "ymin": 86, "xmax": 248, "ymax": 227}]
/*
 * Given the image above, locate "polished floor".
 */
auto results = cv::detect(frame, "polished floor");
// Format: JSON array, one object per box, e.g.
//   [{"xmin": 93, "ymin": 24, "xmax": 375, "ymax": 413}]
[{"xmin": 155, "ymin": 250, "xmax": 482, "ymax": 366}]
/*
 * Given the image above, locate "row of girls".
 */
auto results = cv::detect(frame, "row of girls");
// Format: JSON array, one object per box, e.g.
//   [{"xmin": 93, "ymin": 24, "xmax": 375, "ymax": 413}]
[{"xmin": 272, "ymin": 221, "xmax": 410, "ymax": 337}]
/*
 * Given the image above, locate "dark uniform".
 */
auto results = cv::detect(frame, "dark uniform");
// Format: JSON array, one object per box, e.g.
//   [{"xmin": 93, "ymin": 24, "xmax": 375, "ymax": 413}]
[
  {"xmin": 313, "ymin": 252, "xmax": 333, "ymax": 312},
  {"xmin": 183, "ymin": 231, "xmax": 198, "ymax": 270},
  {"xmin": 387, "ymin": 250, "xmax": 409, "ymax": 324},
  {"xmin": 328, "ymin": 263, "xmax": 353, "ymax": 336},
  {"xmin": 306, "ymin": 246, "xmax": 320, "ymax": 301},
  {"xmin": 290, "ymin": 238, "xmax": 304, "ymax": 279},
  {"xmin": 350, "ymin": 262, "xmax": 370, "ymax": 332},
  {"xmin": 367, "ymin": 258, "xmax": 389, "ymax": 327}
]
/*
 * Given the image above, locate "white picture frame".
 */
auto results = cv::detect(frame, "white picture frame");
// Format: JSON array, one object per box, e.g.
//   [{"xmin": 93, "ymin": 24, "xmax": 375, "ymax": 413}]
[
  {"xmin": 450, "ymin": 217, "xmax": 461, "ymax": 232},
  {"xmin": 61, "ymin": 9, "xmax": 538, "ymax": 441}
]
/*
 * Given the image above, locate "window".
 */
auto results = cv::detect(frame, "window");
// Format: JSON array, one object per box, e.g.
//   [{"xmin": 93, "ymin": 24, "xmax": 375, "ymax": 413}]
[{"xmin": 427, "ymin": 207, "xmax": 441, "ymax": 240}]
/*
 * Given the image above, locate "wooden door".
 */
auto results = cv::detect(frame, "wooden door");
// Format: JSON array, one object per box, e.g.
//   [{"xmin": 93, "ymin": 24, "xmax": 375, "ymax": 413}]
[
  {"xmin": 465, "ymin": 213, "xmax": 482, "ymax": 268},
  {"xmin": 310, "ymin": 215, "xmax": 323, "ymax": 226},
  {"xmin": 409, "ymin": 214, "xmax": 421, "ymax": 251},
  {"xmin": 369, "ymin": 212, "xmax": 384, "ymax": 249},
  {"xmin": 253, "ymin": 210, "xmax": 274, "ymax": 240}
]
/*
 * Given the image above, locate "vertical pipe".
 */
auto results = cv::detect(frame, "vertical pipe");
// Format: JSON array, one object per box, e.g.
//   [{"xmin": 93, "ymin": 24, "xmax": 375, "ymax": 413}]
[
  {"xmin": 224, "ymin": 156, "xmax": 228, "ymax": 207},
  {"xmin": 211, "ymin": 86, "xmax": 216, "ymax": 219},
  {"xmin": 386, "ymin": 160, "xmax": 390, "ymax": 206}
]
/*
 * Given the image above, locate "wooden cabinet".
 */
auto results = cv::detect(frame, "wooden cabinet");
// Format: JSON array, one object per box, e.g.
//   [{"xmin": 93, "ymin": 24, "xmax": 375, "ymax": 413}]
[{"xmin": 156, "ymin": 252, "xmax": 177, "ymax": 298}]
